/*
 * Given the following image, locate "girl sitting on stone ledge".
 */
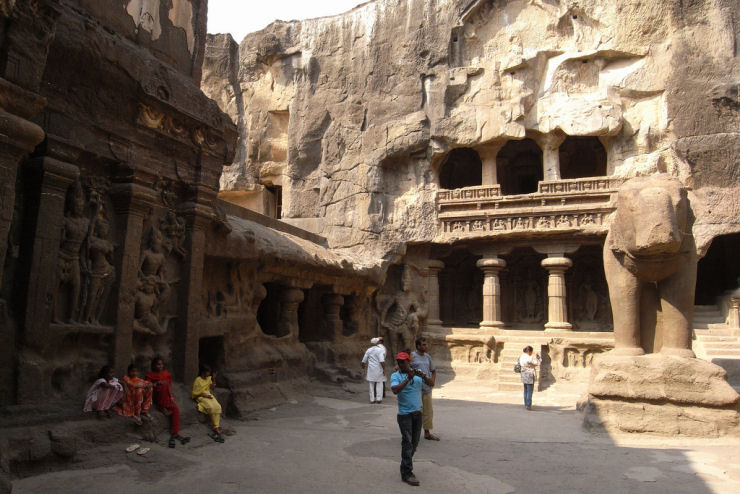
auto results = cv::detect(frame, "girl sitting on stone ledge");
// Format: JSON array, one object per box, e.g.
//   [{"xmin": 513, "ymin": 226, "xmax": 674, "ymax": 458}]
[
  {"xmin": 192, "ymin": 364, "xmax": 224, "ymax": 443},
  {"xmin": 115, "ymin": 364, "xmax": 153, "ymax": 425},
  {"xmin": 83, "ymin": 365, "xmax": 123, "ymax": 418}
]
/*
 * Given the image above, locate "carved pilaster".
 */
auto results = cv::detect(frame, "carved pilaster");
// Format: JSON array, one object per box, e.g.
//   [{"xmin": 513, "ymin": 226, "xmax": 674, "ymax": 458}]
[
  {"xmin": 16, "ymin": 157, "xmax": 78, "ymax": 404},
  {"xmin": 424, "ymin": 260, "xmax": 445, "ymax": 329},
  {"xmin": 174, "ymin": 202, "xmax": 213, "ymax": 384},
  {"xmin": 110, "ymin": 182, "xmax": 158, "ymax": 376},
  {"xmin": 477, "ymin": 257, "xmax": 506, "ymax": 328}
]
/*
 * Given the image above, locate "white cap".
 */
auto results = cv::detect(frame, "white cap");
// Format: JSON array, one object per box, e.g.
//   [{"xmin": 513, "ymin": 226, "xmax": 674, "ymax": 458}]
[{"xmin": 370, "ymin": 337, "xmax": 379, "ymax": 344}]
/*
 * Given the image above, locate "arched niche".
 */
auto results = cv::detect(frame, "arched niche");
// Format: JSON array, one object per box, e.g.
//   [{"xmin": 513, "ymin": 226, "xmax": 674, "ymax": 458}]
[
  {"xmin": 558, "ymin": 136, "xmax": 607, "ymax": 179},
  {"xmin": 496, "ymin": 139, "xmax": 543, "ymax": 195},
  {"xmin": 439, "ymin": 148, "xmax": 482, "ymax": 189}
]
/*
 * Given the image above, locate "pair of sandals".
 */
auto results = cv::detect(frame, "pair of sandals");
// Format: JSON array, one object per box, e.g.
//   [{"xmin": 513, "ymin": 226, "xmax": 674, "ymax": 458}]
[
  {"xmin": 168, "ymin": 435, "xmax": 191, "ymax": 448},
  {"xmin": 125, "ymin": 444, "xmax": 150, "ymax": 456},
  {"xmin": 208, "ymin": 430, "xmax": 225, "ymax": 443}
]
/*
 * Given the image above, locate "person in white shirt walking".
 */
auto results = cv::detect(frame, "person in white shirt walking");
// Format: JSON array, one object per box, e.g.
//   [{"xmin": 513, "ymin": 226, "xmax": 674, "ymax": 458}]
[
  {"xmin": 362, "ymin": 337, "xmax": 386, "ymax": 403},
  {"xmin": 519, "ymin": 345, "xmax": 541, "ymax": 410}
]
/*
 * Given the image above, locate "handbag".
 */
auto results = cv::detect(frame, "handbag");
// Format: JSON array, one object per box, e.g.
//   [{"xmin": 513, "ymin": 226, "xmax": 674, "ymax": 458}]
[{"xmin": 513, "ymin": 361, "xmax": 521, "ymax": 373}]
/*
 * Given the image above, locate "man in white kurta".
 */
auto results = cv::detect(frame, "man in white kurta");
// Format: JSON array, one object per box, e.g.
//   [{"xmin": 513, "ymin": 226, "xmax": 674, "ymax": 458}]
[{"xmin": 362, "ymin": 338, "xmax": 386, "ymax": 403}]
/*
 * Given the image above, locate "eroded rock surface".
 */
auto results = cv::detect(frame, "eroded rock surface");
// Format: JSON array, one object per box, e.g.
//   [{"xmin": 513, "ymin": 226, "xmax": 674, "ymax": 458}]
[{"xmin": 202, "ymin": 0, "xmax": 740, "ymax": 256}]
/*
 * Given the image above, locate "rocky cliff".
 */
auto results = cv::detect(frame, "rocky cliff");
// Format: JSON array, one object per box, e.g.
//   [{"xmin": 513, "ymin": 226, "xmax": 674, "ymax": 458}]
[{"xmin": 202, "ymin": 0, "xmax": 739, "ymax": 258}]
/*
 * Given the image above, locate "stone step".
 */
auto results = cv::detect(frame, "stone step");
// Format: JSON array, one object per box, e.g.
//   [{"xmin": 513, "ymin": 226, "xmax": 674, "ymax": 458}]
[
  {"xmin": 694, "ymin": 305, "xmax": 721, "ymax": 313},
  {"xmin": 694, "ymin": 323, "xmax": 727, "ymax": 330},
  {"xmin": 695, "ymin": 335, "xmax": 740, "ymax": 343},
  {"xmin": 701, "ymin": 342, "xmax": 740, "ymax": 350},
  {"xmin": 695, "ymin": 328, "xmax": 737, "ymax": 336},
  {"xmin": 704, "ymin": 349, "xmax": 740, "ymax": 357}
]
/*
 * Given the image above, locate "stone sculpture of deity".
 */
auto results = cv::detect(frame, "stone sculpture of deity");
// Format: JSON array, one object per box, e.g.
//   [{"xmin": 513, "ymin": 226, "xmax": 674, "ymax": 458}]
[
  {"xmin": 378, "ymin": 264, "xmax": 427, "ymax": 356},
  {"xmin": 81, "ymin": 215, "xmax": 116, "ymax": 324},
  {"xmin": 134, "ymin": 226, "xmax": 172, "ymax": 334},
  {"xmin": 55, "ymin": 182, "xmax": 90, "ymax": 323}
]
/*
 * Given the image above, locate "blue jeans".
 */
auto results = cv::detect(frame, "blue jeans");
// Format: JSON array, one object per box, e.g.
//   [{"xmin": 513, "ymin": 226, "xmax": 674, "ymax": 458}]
[
  {"xmin": 397, "ymin": 411, "xmax": 422, "ymax": 479},
  {"xmin": 523, "ymin": 383, "xmax": 534, "ymax": 408}
]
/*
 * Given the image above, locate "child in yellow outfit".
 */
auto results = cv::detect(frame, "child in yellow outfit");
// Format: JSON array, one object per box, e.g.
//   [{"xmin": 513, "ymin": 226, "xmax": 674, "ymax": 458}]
[{"xmin": 192, "ymin": 364, "xmax": 224, "ymax": 443}]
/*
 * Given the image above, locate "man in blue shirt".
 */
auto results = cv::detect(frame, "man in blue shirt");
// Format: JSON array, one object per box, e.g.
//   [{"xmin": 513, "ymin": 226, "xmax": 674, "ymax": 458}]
[{"xmin": 391, "ymin": 351, "xmax": 433, "ymax": 486}]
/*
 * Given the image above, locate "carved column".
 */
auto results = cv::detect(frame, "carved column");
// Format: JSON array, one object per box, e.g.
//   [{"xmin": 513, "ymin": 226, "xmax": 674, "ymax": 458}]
[
  {"xmin": 174, "ymin": 201, "xmax": 213, "ymax": 384},
  {"xmin": 110, "ymin": 183, "xmax": 157, "ymax": 376},
  {"xmin": 478, "ymin": 142, "xmax": 505, "ymax": 186},
  {"xmin": 424, "ymin": 260, "xmax": 444, "ymax": 329},
  {"xmin": 541, "ymin": 255, "xmax": 573, "ymax": 331},
  {"xmin": 477, "ymin": 257, "xmax": 506, "ymax": 329},
  {"xmin": 322, "ymin": 293, "xmax": 344, "ymax": 341},
  {"xmin": 534, "ymin": 133, "xmax": 566, "ymax": 182},
  {"xmin": 0, "ymin": 106, "xmax": 45, "ymax": 288},
  {"xmin": 729, "ymin": 297, "xmax": 740, "ymax": 333},
  {"xmin": 279, "ymin": 287, "xmax": 305, "ymax": 340},
  {"xmin": 16, "ymin": 157, "xmax": 78, "ymax": 403}
]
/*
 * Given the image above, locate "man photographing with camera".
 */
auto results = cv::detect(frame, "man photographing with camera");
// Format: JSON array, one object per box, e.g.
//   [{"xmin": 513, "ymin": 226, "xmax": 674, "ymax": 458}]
[{"xmin": 391, "ymin": 352, "xmax": 433, "ymax": 486}]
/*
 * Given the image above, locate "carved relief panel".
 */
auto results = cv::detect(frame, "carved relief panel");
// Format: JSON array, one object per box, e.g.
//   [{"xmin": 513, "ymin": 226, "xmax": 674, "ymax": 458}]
[{"xmin": 54, "ymin": 177, "xmax": 117, "ymax": 327}]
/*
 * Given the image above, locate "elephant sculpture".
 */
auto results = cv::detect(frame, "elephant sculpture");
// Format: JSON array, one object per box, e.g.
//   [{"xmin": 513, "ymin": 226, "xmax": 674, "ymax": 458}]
[{"xmin": 603, "ymin": 174, "xmax": 696, "ymax": 357}]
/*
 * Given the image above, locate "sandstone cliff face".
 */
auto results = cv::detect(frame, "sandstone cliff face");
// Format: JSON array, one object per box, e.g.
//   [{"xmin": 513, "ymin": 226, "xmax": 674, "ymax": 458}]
[{"xmin": 202, "ymin": 0, "xmax": 739, "ymax": 257}]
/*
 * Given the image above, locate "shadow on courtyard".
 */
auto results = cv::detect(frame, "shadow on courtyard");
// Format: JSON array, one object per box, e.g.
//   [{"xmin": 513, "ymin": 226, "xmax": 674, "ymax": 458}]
[{"xmin": 344, "ymin": 397, "xmax": 720, "ymax": 494}]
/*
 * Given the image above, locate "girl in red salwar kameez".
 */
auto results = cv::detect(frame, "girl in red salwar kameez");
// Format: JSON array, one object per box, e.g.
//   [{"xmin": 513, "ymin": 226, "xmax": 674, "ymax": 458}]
[
  {"xmin": 146, "ymin": 357, "xmax": 190, "ymax": 448},
  {"xmin": 115, "ymin": 364, "xmax": 153, "ymax": 425}
]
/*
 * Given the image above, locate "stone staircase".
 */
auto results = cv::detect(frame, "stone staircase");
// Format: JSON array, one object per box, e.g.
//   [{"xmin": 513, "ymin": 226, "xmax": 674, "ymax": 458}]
[{"xmin": 692, "ymin": 305, "xmax": 740, "ymax": 386}]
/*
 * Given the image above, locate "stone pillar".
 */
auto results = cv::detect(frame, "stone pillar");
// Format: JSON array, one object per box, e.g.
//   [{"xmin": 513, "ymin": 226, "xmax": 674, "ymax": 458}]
[
  {"xmin": 477, "ymin": 257, "xmax": 507, "ymax": 328},
  {"xmin": 478, "ymin": 143, "xmax": 505, "ymax": 186},
  {"xmin": 541, "ymin": 255, "xmax": 573, "ymax": 331},
  {"xmin": 16, "ymin": 158, "xmax": 78, "ymax": 404},
  {"xmin": 424, "ymin": 260, "xmax": 445, "ymax": 328},
  {"xmin": 322, "ymin": 293, "xmax": 344, "ymax": 341},
  {"xmin": 534, "ymin": 133, "xmax": 566, "ymax": 182},
  {"xmin": 279, "ymin": 287, "xmax": 305, "ymax": 340},
  {"xmin": 110, "ymin": 183, "xmax": 157, "ymax": 376},
  {"xmin": 174, "ymin": 201, "xmax": 213, "ymax": 384},
  {"xmin": 729, "ymin": 297, "xmax": 740, "ymax": 332},
  {"xmin": 0, "ymin": 110, "xmax": 45, "ymax": 287}
]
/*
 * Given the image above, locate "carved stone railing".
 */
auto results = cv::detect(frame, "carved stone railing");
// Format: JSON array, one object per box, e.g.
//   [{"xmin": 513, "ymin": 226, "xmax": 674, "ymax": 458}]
[
  {"xmin": 438, "ymin": 185, "xmax": 502, "ymax": 203},
  {"xmin": 437, "ymin": 176, "xmax": 622, "ymax": 238},
  {"xmin": 538, "ymin": 177, "xmax": 626, "ymax": 195}
]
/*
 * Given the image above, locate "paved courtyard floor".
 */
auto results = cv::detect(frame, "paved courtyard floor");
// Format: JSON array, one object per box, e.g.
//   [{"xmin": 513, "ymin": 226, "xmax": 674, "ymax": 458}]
[{"xmin": 13, "ymin": 378, "xmax": 740, "ymax": 493}]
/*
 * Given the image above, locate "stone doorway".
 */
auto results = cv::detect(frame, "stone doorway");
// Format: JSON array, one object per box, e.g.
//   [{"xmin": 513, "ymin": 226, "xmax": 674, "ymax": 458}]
[
  {"xmin": 439, "ymin": 148, "xmax": 482, "ymax": 189},
  {"xmin": 559, "ymin": 137, "xmax": 607, "ymax": 179},
  {"xmin": 496, "ymin": 138, "xmax": 543, "ymax": 195},
  {"xmin": 256, "ymin": 282, "xmax": 287, "ymax": 337},
  {"xmin": 695, "ymin": 233, "xmax": 740, "ymax": 305},
  {"xmin": 298, "ymin": 284, "xmax": 333, "ymax": 342},
  {"xmin": 438, "ymin": 250, "xmax": 483, "ymax": 327}
]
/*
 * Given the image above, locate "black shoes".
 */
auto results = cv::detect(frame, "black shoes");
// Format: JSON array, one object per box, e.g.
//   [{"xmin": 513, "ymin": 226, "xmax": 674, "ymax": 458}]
[{"xmin": 403, "ymin": 475, "xmax": 420, "ymax": 486}]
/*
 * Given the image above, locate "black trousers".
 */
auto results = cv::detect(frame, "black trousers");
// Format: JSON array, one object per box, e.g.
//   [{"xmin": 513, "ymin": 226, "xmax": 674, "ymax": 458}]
[{"xmin": 397, "ymin": 411, "xmax": 422, "ymax": 479}]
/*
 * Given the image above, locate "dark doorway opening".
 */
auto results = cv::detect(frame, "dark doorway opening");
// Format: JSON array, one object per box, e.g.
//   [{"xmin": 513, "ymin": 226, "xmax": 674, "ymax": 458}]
[
  {"xmin": 341, "ymin": 294, "xmax": 360, "ymax": 336},
  {"xmin": 257, "ymin": 282, "xmax": 287, "ymax": 337},
  {"xmin": 695, "ymin": 233, "xmax": 740, "ymax": 305},
  {"xmin": 439, "ymin": 148, "xmax": 482, "ymax": 189},
  {"xmin": 559, "ymin": 137, "xmax": 607, "ymax": 179},
  {"xmin": 438, "ymin": 250, "xmax": 482, "ymax": 327},
  {"xmin": 199, "ymin": 336, "xmax": 225, "ymax": 374},
  {"xmin": 298, "ymin": 284, "xmax": 332, "ymax": 342},
  {"xmin": 496, "ymin": 139, "xmax": 543, "ymax": 195}
]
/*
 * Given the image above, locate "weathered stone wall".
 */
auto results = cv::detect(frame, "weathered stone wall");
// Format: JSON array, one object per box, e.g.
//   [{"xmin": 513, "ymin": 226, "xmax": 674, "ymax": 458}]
[{"xmin": 202, "ymin": 0, "xmax": 740, "ymax": 257}]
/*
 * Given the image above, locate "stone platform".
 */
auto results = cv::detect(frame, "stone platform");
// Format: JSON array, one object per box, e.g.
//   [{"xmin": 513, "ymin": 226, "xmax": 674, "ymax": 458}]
[{"xmin": 581, "ymin": 354, "xmax": 740, "ymax": 436}]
